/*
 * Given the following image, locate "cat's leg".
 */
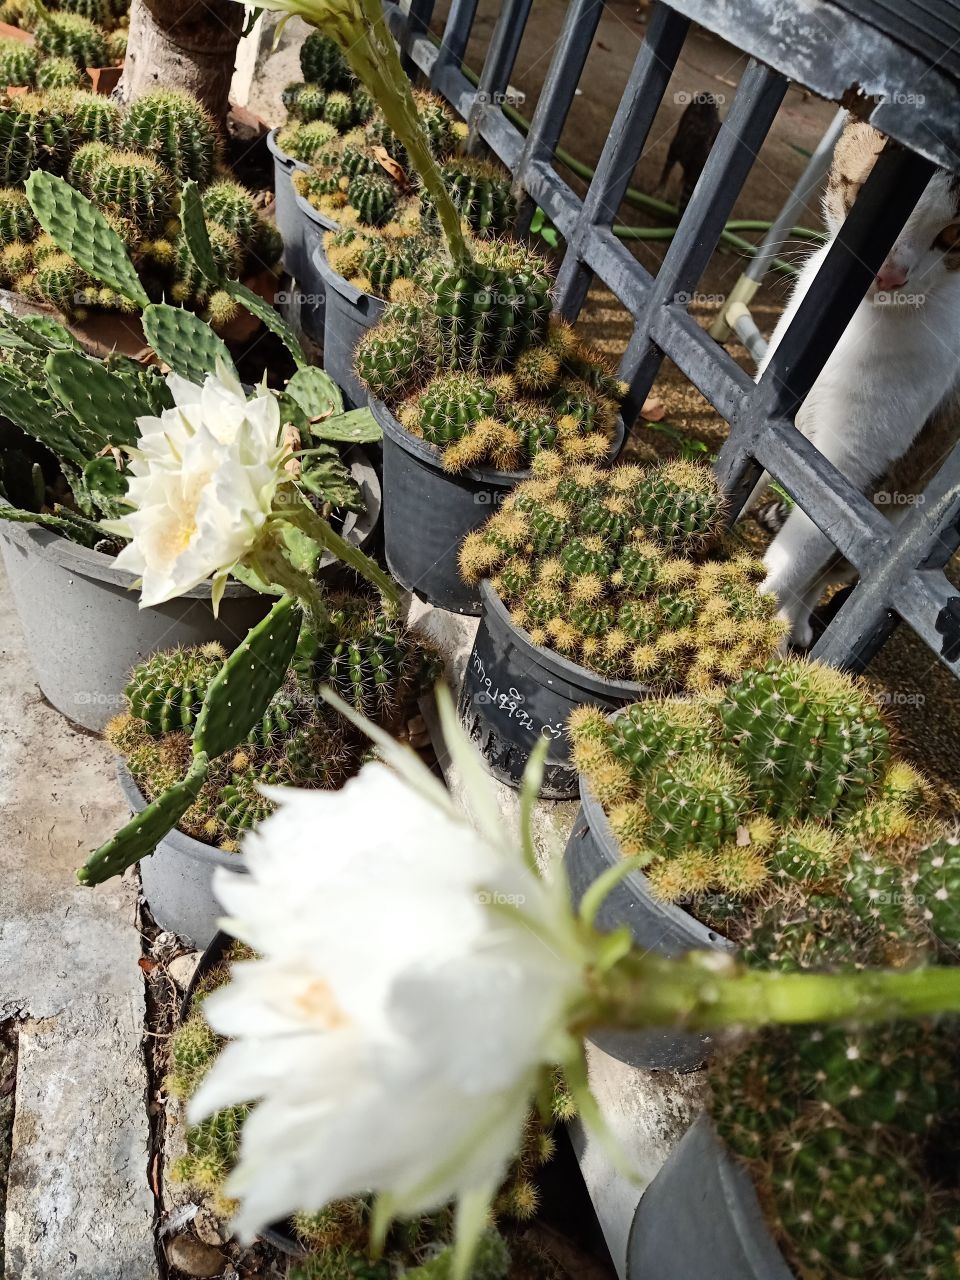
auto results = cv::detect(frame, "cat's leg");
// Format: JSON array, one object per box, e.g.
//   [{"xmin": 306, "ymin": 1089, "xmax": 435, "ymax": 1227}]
[{"xmin": 760, "ymin": 504, "xmax": 845, "ymax": 648}]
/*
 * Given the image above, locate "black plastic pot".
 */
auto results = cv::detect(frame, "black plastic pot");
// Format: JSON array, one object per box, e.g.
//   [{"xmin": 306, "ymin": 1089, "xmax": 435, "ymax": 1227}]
[
  {"xmin": 626, "ymin": 1116, "xmax": 791, "ymax": 1279},
  {"xmin": 266, "ymin": 129, "xmax": 311, "ymax": 282},
  {"xmin": 291, "ymin": 191, "xmax": 338, "ymax": 343},
  {"xmin": 564, "ymin": 769, "xmax": 734, "ymax": 1070},
  {"xmin": 458, "ymin": 580, "xmax": 646, "ymax": 798},
  {"xmin": 373, "ymin": 400, "xmax": 627, "ymax": 616},
  {"xmin": 313, "ymin": 242, "xmax": 385, "ymax": 409}
]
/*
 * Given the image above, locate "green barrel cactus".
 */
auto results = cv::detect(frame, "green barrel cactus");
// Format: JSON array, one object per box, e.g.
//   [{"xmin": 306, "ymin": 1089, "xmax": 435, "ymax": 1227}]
[
  {"xmin": 422, "ymin": 156, "xmax": 516, "ymax": 237},
  {"xmin": 65, "ymin": 91, "xmax": 120, "ymax": 145},
  {"xmin": 719, "ymin": 660, "xmax": 890, "ymax": 822},
  {"xmin": 299, "ymin": 29, "xmax": 352, "ymax": 90},
  {"xmin": 0, "ymin": 38, "xmax": 38, "ymax": 87},
  {"xmin": 117, "ymin": 89, "xmax": 220, "ymax": 186},
  {"xmin": 125, "ymin": 643, "xmax": 227, "ymax": 736},
  {"xmin": 346, "ymin": 170, "xmax": 397, "ymax": 226},
  {"xmin": 36, "ymin": 54, "xmax": 86, "ymax": 89},
  {"xmin": 36, "ymin": 13, "xmax": 108, "ymax": 69},
  {"xmin": 0, "ymin": 187, "xmax": 36, "ymax": 243},
  {"xmin": 282, "ymin": 81, "xmax": 327, "ymax": 122},
  {"xmin": 89, "ymin": 149, "xmax": 174, "ymax": 234}
]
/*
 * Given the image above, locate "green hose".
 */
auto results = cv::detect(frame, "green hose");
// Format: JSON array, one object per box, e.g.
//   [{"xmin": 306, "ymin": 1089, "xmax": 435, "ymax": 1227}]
[{"xmin": 438, "ymin": 36, "xmax": 821, "ymax": 275}]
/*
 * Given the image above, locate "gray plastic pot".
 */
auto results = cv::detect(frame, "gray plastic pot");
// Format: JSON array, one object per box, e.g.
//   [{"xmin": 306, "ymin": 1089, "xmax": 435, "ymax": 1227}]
[
  {"xmin": 0, "ymin": 452, "xmax": 381, "ymax": 732},
  {"xmin": 627, "ymin": 1115, "xmax": 792, "ymax": 1279},
  {"xmin": 292, "ymin": 192, "xmax": 338, "ymax": 342},
  {"xmin": 373, "ymin": 400, "xmax": 627, "ymax": 616},
  {"xmin": 118, "ymin": 761, "xmax": 245, "ymax": 949},
  {"xmin": 564, "ymin": 768, "xmax": 734, "ymax": 1070},
  {"xmin": 313, "ymin": 243, "xmax": 385, "ymax": 409},
  {"xmin": 459, "ymin": 580, "xmax": 647, "ymax": 799},
  {"xmin": 267, "ymin": 128, "xmax": 311, "ymax": 281},
  {"xmin": 0, "ymin": 508, "xmax": 270, "ymax": 733}
]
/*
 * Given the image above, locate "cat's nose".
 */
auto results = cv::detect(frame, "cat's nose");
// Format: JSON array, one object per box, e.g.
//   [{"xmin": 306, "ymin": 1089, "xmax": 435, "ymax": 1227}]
[{"xmin": 875, "ymin": 260, "xmax": 910, "ymax": 290}]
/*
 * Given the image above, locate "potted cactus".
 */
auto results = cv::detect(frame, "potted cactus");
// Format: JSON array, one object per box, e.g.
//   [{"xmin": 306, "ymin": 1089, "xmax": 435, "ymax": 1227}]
[
  {"xmin": 168, "ymin": 931, "xmax": 569, "ymax": 1260},
  {"xmin": 457, "ymin": 458, "xmax": 785, "ymax": 797},
  {"xmin": 0, "ymin": 86, "xmax": 283, "ymax": 334},
  {"xmin": 0, "ymin": 189, "xmax": 382, "ymax": 730},
  {"xmin": 304, "ymin": 144, "xmax": 515, "ymax": 397},
  {"xmin": 268, "ymin": 28, "xmax": 370, "ymax": 281},
  {"xmin": 356, "ymin": 242, "xmax": 628, "ymax": 613},
  {"xmin": 628, "ymin": 831, "xmax": 960, "ymax": 1278},
  {"xmin": 105, "ymin": 591, "xmax": 437, "ymax": 943},
  {"xmin": 565, "ymin": 658, "xmax": 933, "ymax": 1067}
]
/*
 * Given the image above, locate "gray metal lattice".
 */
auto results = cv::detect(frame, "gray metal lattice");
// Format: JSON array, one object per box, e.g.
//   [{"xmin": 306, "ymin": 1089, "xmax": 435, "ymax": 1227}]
[{"xmin": 385, "ymin": 0, "xmax": 960, "ymax": 677}]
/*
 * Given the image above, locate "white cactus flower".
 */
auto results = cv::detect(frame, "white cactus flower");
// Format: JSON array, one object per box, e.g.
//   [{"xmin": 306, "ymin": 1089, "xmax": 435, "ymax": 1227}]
[
  {"xmin": 103, "ymin": 363, "xmax": 288, "ymax": 609},
  {"xmin": 189, "ymin": 696, "xmax": 591, "ymax": 1259}
]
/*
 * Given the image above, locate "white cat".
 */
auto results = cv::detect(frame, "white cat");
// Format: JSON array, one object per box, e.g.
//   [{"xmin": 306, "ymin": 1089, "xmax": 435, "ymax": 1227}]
[{"xmin": 751, "ymin": 120, "xmax": 960, "ymax": 648}]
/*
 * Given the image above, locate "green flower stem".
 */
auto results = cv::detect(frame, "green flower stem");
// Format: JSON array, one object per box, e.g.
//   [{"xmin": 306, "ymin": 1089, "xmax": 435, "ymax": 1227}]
[
  {"xmin": 247, "ymin": 534, "xmax": 331, "ymax": 633},
  {"xmin": 581, "ymin": 948, "xmax": 960, "ymax": 1035},
  {"xmin": 306, "ymin": 0, "xmax": 471, "ymax": 269},
  {"xmin": 283, "ymin": 496, "xmax": 402, "ymax": 610}
]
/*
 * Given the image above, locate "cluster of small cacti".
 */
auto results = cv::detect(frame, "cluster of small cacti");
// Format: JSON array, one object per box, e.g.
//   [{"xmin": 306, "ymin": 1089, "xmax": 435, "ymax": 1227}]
[
  {"xmin": 353, "ymin": 242, "xmax": 627, "ymax": 472},
  {"xmin": 293, "ymin": 148, "xmax": 514, "ymax": 301},
  {"xmin": 460, "ymin": 458, "xmax": 785, "ymax": 681},
  {"xmin": 570, "ymin": 658, "xmax": 934, "ymax": 902},
  {"xmin": 0, "ymin": 85, "xmax": 281, "ymax": 326},
  {"xmin": 703, "ymin": 827, "xmax": 960, "ymax": 1280},
  {"xmin": 0, "ymin": 0, "xmax": 128, "ymax": 57}
]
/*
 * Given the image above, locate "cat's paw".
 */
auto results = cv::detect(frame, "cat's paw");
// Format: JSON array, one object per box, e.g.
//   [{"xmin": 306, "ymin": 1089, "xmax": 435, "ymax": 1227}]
[{"xmin": 755, "ymin": 499, "xmax": 791, "ymax": 534}]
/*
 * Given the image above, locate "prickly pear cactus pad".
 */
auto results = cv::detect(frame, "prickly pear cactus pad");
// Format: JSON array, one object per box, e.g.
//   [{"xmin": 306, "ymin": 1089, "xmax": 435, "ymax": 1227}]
[
  {"xmin": 460, "ymin": 458, "xmax": 784, "ymax": 688},
  {"xmin": 167, "ymin": 945, "xmax": 568, "ymax": 1266},
  {"xmin": 569, "ymin": 657, "xmax": 938, "ymax": 904}
]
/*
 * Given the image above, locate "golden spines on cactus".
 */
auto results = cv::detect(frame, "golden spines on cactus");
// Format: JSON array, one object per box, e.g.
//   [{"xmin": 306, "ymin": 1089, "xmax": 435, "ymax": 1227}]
[
  {"xmin": 881, "ymin": 760, "xmax": 929, "ymax": 813},
  {"xmin": 569, "ymin": 573, "xmax": 604, "ymax": 604},
  {"xmin": 545, "ymin": 617, "xmax": 580, "ymax": 656},
  {"xmin": 746, "ymin": 814, "xmax": 779, "ymax": 849},
  {"xmin": 389, "ymin": 276, "xmax": 418, "ymax": 303},
  {"xmin": 712, "ymin": 844, "xmax": 770, "ymax": 896},
  {"xmin": 530, "ymin": 448, "xmax": 564, "ymax": 477},
  {"xmin": 567, "ymin": 703, "xmax": 607, "ymax": 742},
  {"xmin": 561, "ymin": 431, "xmax": 611, "ymax": 464},
  {"xmin": 583, "ymin": 756, "xmax": 634, "ymax": 809},
  {"xmin": 545, "ymin": 316, "xmax": 578, "ymax": 358},
  {"xmin": 607, "ymin": 801, "xmax": 650, "ymax": 859},
  {"xmin": 842, "ymin": 798, "xmax": 915, "ymax": 845},
  {"xmin": 513, "ymin": 344, "xmax": 560, "ymax": 391},
  {"xmin": 458, "ymin": 531, "xmax": 502, "ymax": 583},
  {"xmin": 647, "ymin": 849, "xmax": 716, "ymax": 902}
]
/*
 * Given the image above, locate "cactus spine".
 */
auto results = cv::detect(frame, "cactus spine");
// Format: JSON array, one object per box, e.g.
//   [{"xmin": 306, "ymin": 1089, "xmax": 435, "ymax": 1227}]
[{"xmin": 117, "ymin": 89, "xmax": 220, "ymax": 185}]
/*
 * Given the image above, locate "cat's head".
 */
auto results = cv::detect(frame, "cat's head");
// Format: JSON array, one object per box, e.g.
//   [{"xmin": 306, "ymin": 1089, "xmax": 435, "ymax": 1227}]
[{"xmin": 823, "ymin": 118, "xmax": 960, "ymax": 305}]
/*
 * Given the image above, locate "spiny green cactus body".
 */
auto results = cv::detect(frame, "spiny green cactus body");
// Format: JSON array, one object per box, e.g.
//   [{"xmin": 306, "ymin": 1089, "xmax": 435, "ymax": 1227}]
[
  {"xmin": 355, "ymin": 313, "xmax": 426, "ymax": 400},
  {"xmin": 0, "ymin": 100, "xmax": 70, "ymax": 184},
  {"xmin": 278, "ymin": 118, "xmax": 337, "ymax": 164},
  {"xmin": 347, "ymin": 171, "xmax": 396, "ymax": 226},
  {"xmin": 0, "ymin": 187, "xmax": 36, "ymax": 243},
  {"xmin": 633, "ymin": 459, "xmax": 726, "ymax": 550},
  {"xmin": 418, "ymin": 373, "xmax": 497, "ymax": 446},
  {"xmin": 908, "ymin": 833, "xmax": 960, "ymax": 950},
  {"xmin": 421, "ymin": 243, "xmax": 552, "ymax": 374},
  {"xmin": 0, "ymin": 38, "xmax": 38, "ymax": 87},
  {"xmin": 299, "ymin": 29, "xmax": 351, "ymax": 89},
  {"xmin": 201, "ymin": 180, "xmax": 260, "ymax": 254},
  {"xmin": 360, "ymin": 236, "xmax": 425, "ymax": 296},
  {"xmin": 32, "ymin": 251, "xmax": 87, "ymax": 314},
  {"xmin": 66, "ymin": 139, "xmax": 109, "ymax": 193},
  {"xmin": 719, "ymin": 661, "xmax": 890, "ymax": 822},
  {"xmin": 90, "ymin": 149, "xmax": 174, "ymax": 233},
  {"xmin": 323, "ymin": 89, "xmax": 356, "ymax": 131},
  {"xmin": 645, "ymin": 754, "xmax": 749, "ymax": 853},
  {"xmin": 66, "ymin": 91, "xmax": 120, "ymax": 145},
  {"xmin": 215, "ymin": 759, "xmax": 288, "ymax": 838},
  {"xmin": 404, "ymin": 1231, "xmax": 510, "ymax": 1280},
  {"xmin": 59, "ymin": 0, "xmax": 113, "ymax": 29},
  {"xmin": 421, "ymin": 157, "xmax": 516, "ymax": 237},
  {"xmin": 126, "ymin": 644, "xmax": 226, "ymax": 736},
  {"xmin": 173, "ymin": 224, "xmax": 243, "ymax": 303},
  {"xmin": 295, "ymin": 595, "xmax": 435, "ymax": 728},
  {"xmin": 36, "ymin": 14, "xmax": 108, "ymax": 69},
  {"xmin": 282, "ymin": 80, "xmax": 327, "ymax": 122},
  {"xmin": 118, "ymin": 89, "xmax": 219, "ymax": 186},
  {"xmin": 36, "ymin": 55, "xmax": 86, "ymax": 90}
]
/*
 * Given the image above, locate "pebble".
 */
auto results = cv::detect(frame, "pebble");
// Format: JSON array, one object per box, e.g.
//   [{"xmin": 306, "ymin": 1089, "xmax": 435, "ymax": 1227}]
[
  {"xmin": 167, "ymin": 952, "xmax": 201, "ymax": 990},
  {"xmin": 193, "ymin": 1204, "xmax": 228, "ymax": 1247},
  {"xmin": 165, "ymin": 1232, "xmax": 225, "ymax": 1277}
]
